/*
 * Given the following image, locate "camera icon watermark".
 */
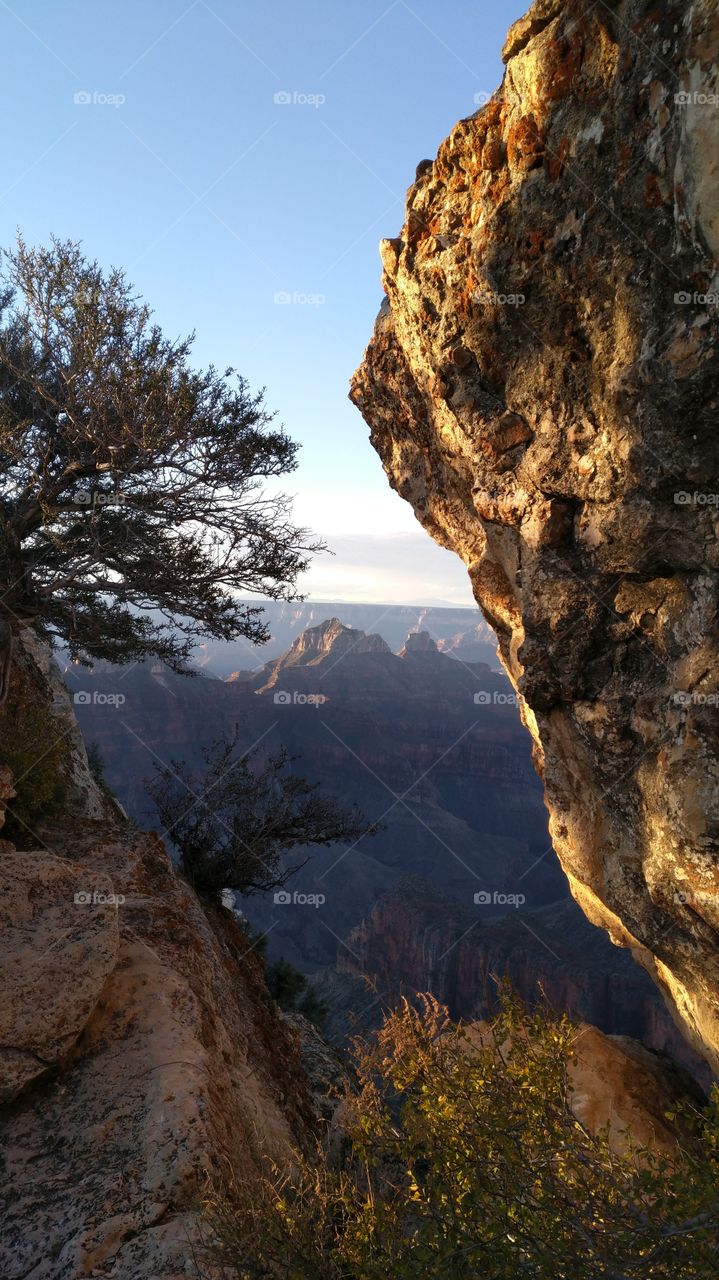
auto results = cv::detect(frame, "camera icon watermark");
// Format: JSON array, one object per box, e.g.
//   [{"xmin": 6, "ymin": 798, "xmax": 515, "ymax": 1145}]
[
  {"xmin": 72, "ymin": 489, "xmax": 126, "ymax": 509},
  {"xmin": 474, "ymin": 690, "xmax": 518, "ymax": 706},
  {"xmin": 273, "ymin": 889, "xmax": 326, "ymax": 908},
  {"xmin": 675, "ymin": 90, "xmax": 718, "ymax": 108},
  {"xmin": 273, "ymin": 690, "xmax": 327, "ymax": 706},
  {"xmin": 674, "ymin": 290, "xmax": 718, "ymax": 307},
  {"xmin": 74, "ymin": 889, "xmax": 125, "ymax": 906},
  {"xmin": 74, "ymin": 690, "xmax": 126, "ymax": 707},
  {"xmin": 74, "ymin": 89, "xmax": 126, "ymax": 108},
  {"xmin": 674, "ymin": 491, "xmax": 719, "ymax": 506},
  {"xmin": 674, "ymin": 890, "xmax": 715, "ymax": 907},
  {"xmin": 273, "ymin": 89, "xmax": 325, "ymax": 108},
  {"xmin": 473, "ymin": 288, "xmax": 525, "ymax": 307},
  {"xmin": 672, "ymin": 691, "xmax": 719, "ymax": 708},
  {"xmin": 273, "ymin": 290, "xmax": 325, "ymax": 307},
  {"xmin": 474, "ymin": 889, "xmax": 526, "ymax": 908}
]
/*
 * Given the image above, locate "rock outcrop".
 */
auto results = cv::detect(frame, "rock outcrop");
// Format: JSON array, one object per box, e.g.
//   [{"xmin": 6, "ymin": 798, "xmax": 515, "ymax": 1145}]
[
  {"xmin": 257, "ymin": 617, "xmax": 391, "ymax": 691},
  {"xmin": 465, "ymin": 1019, "xmax": 705, "ymax": 1157},
  {"xmin": 565, "ymin": 1024, "xmax": 706, "ymax": 1157},
  {"xmin": 0, "ymin": 822, "xmax": 317, "ymax": 1279},
  {"xmin": 398, "ymin": 629, "xmax": 441, "ymax": 657},
  {"xmin": 351, "ymin": 0, "xmax": 719, "ymax": 1071},
  {"xmin": 337, "ymin": 879, "xmax": 712, "ymax": 1087},
  {"xmin": 0, "ymin": 848, "xmax": 119, "ymax": 1105},
  {"xmin": 0, "ymin": 637, "xmax": 317, "ymax": 1278}
]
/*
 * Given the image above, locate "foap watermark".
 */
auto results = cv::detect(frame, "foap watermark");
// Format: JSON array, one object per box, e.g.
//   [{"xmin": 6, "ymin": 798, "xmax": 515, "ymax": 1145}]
[
  {"xmin": 273, "ymin": 889, "xmax": 325, "ymax": 908},
  {"xmin": 473, "ymin": 287, "xmax": 525, "ymax": 307},
  {"xmin": 473, "ymin": 90, "xmax": 493, "ymax": 107},
  {"xmin": 74, "ymin": 89, "xmax": 126, "ymax": 108},
  {"xmin": 675, "ymin": 890, "xmax": 716, "ymax": 908},
  {"xmin": 474, "ymin": 690, "xmax": 518, "ymax": 706},
  {"xmin": 674, "ymin": 491, "xmax": 719, "ymax": 506},
  {"xmin": 674, "ymin": 290, "xmax": 718, "ymax": 307},
  {"xmin": 273, "ymin": 89, "xmax": 325, "ymax": 108},
  {"xmin": 74, "ymin": 890, "xmax": 125, "ymax": 906},
  {"xmin": 273, "ymin": 290, "xmax": 325, "ymax": 307},
  {"xmin": 675, "ymin": 90, "xmax": 719, "ymax": 109},
  {"xmin": 273, "ymin": 690, "xmax": 327, "ymax": 706},
  {"xmin": 72, "ymin": 490, "xmax": 126, "ymax": 509},
  {"xmin": 474, "ymin": 889, "xmax": 526, "ymax": 908},
  {"xmin": 74, "ymin": 690, "xmax": 126, "ymax": 707},
  {"xmin": 672, "ymin": 691, "xmax": 719, "ymax": 708}
]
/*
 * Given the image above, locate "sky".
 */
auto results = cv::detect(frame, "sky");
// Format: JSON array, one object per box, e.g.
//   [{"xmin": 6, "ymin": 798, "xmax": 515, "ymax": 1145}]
[{"xmin": 0, "ymin": 0, "xmax": 527, "ymax": 605}]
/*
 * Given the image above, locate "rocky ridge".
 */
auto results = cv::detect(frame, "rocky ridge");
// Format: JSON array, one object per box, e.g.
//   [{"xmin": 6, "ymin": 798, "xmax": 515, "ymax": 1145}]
[{"xmin": 256, "ymin": 618, "xmax": 392, "ymax": 691}]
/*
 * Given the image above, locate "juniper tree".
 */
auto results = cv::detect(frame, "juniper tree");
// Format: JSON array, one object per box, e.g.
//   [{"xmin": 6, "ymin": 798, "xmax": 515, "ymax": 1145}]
[
  {"xmin": 147, "ymin": 733, "xmax": 374, "ymax": 894},
  {"xmin": 0, "ymin": 236, "xmax": 319, "ymax": 669}
]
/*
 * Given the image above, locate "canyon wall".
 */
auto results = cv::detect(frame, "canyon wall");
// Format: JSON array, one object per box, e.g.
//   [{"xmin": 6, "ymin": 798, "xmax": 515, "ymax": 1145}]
[
  {"xmin": 338, "ymin": 881, "xmax": 712, "ymax": 1087},
  {"xmin": 351, "ymin": 0, "xmax": 719, "ymax": 1069}
]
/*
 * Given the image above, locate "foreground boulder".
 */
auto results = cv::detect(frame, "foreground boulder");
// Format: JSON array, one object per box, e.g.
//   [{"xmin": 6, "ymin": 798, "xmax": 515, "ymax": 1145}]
[
  {"xmin": 0, "ymin": 849, "xmax": 118, "ymax": 1104},
  {"xmin": 0, "ymin": 633, "xmax": 316, "ymax": 1278},
  {"xmin": 351, "ymin": 0, "xmax": 719, "ymax": 1071},
  {"xmin": 0, "ymin": 825, "xmax": 316, "ymax": 1279}
]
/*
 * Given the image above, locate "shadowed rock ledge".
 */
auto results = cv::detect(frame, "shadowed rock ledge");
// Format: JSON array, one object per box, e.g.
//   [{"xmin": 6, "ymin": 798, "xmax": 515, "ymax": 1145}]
[{"xmin": 351, "ymin": 0, "xmax": 719, "ymax": 1070}]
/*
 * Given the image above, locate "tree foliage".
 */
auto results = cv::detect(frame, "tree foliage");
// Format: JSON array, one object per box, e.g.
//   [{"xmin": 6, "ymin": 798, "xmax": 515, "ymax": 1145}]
[
  {"xmin": 147, "ymin": 731, "xmax": 374, "ymax": 894},
  {"xmin": 266, "ymin": 957, "xmax": 328, "ymax": 1029},
  {"xmin": 206, "ymin": 992, "xmax": 719, "ymax": 1279},
  {"xmin": 0, "ymin": 236, "xmax": 319, "ymax": 667}
]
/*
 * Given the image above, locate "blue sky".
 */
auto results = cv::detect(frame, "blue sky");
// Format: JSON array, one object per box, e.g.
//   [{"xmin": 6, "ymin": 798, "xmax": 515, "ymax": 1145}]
[{"xmin": 0, "ymin": 0, "xmax": 526, "ymax": 604}]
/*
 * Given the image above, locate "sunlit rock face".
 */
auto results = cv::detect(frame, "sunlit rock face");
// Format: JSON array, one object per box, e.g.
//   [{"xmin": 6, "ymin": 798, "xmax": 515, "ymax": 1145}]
[
  {"xmin": 351, "ymin": 0, "xmax": 719, "ymax": 1071},
  {"xmin": 0, "ymin": 635, "xmax": 317, "ymax": 1277}
]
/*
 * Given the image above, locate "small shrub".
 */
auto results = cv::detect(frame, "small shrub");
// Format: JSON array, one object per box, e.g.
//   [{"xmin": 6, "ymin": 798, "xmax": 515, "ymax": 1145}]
[
  {"xmin": 266, "ymin": 957, "xmax": 328, "ymax": 1029},
  {"xmin": 204, "ymin": 992, "xmax": 719, "ymax": 1279},
  {"xmin": 147, "ymin": 731, "xmax": 375, "ymax": 895},
  {"xmin": 0, "ymin": 666, "xmax": 70, "ymax": 841}
]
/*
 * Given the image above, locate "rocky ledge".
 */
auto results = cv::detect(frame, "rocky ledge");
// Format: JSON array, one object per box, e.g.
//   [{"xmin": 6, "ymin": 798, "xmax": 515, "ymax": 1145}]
[{"xmin": 0, "ymin": 638, "xmax": 317, "ymax": 1279}]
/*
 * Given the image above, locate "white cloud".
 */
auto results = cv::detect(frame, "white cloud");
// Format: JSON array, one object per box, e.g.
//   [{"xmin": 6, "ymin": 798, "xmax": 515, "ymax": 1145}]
[{"xmin": 297, "ymin": 531, "xmax": 475, "ymax": 606}]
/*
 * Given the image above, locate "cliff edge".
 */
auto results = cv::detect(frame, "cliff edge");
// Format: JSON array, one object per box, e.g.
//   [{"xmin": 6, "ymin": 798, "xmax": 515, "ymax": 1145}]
[{"xmin": 351, "ymin": 0, "xmax": 719, "ymax": 1069}]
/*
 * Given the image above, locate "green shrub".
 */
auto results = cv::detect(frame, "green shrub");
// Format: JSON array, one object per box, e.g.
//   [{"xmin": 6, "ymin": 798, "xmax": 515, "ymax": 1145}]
[
  {"xmin": 266, "ymin": 957, "xmax": 328, "ymax": 1029},
  {"xmin": 205, "ymin": 992, "xmax": 719, "ymax": 1279},
  {"xmin": 0, "ymin": 681, "xmax": 70, "ymax": 842}
]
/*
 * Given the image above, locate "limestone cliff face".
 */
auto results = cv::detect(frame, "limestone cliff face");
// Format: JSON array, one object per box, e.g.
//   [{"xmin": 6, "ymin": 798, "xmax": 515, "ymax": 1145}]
[{"xmin": 351, "ymin": 0, "xmax": 719, "ymax": 1069}]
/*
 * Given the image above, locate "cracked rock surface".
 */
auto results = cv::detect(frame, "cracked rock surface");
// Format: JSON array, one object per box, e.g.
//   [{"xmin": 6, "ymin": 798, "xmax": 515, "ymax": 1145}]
[
  {"xmin": 0, "ymin": 849, "xmax": 118, "ymax": 1104},
  {"xmin": 0, "ymin": 639, "xmax": 316, "ymax": 1279},
  {"xmin": 352, "ymin": 0, "xmax": 719, "ymax": 1070}
]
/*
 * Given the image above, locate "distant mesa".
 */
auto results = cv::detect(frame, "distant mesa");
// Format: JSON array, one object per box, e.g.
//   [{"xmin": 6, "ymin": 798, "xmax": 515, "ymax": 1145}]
[
  {"xmin": 398, "ymin": 630, "xmax": 440, "ymax": 657},
  {"xmin": 254, "ymin": 618, "xmax": 391, "ymax": 694},
  {"xmin": 289, "ymin": 617, "xmax": 392, "ymax": 661},
  {"xmin": 438, "ymin": 624, "xmax": 499, "ymax": 665},
  {"xmin": 185, "ymin": 600, "xmax": 499, "ymax": 677}
]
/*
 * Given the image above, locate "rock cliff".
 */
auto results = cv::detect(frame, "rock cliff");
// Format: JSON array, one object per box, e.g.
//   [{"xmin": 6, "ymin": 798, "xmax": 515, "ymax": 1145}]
[
  {"xmin": 351, "ymin": 0, "xmax": 719, "ymax": 1071},
  {"xmin": 337, "ymin": 879, "xmax": 712, "ymax": 1087},
  {"xmin": 0, "ymin": 637, "xmax": 317, "ymax": 1278}
]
